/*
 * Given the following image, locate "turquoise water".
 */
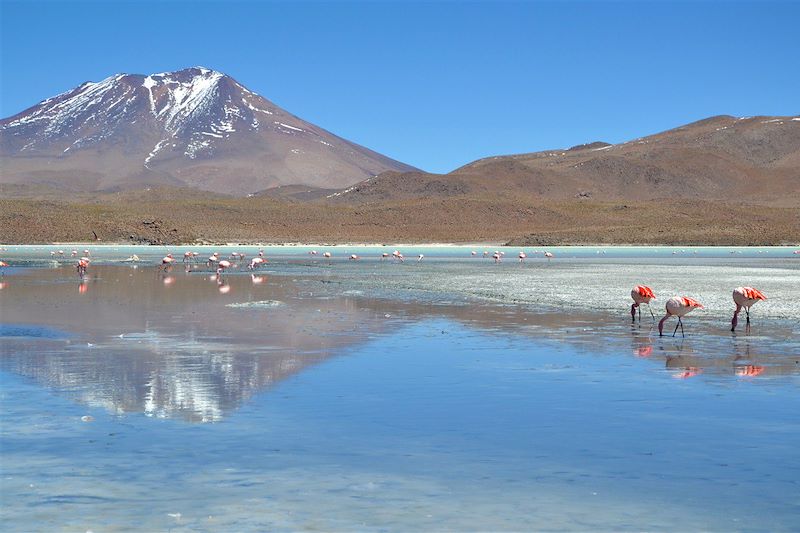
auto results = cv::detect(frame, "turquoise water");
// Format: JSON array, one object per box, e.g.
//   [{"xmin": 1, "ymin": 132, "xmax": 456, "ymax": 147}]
[{"xmin": 1, "ymin": 251, "xmax": 799, "ymax": 530}]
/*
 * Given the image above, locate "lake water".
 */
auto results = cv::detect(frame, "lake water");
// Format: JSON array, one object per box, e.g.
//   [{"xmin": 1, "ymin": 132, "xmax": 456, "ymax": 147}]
[{"xmin": 1, "ymin": 246, "xmax": 798, "ymax": 531}]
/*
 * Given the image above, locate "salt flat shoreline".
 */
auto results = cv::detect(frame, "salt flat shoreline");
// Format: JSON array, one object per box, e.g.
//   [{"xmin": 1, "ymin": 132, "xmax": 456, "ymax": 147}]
[{"xmin": 5, "ymin": 241, "xmax": 799, "ymax": 248}]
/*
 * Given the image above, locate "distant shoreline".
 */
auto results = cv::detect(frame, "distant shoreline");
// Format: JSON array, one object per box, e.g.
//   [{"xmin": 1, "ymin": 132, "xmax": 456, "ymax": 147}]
[{"xmin": 3, "ymin": 242, "xmax": 799, "ymax": 248}]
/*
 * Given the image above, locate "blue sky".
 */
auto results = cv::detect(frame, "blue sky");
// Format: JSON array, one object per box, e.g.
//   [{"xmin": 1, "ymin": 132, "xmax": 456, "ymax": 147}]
[{"xmin": 2, "ymin": 1, "xmax": 798, "ymax": 173}]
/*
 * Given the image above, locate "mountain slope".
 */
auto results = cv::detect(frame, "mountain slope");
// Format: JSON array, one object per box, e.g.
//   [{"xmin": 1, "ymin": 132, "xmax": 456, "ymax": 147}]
[
  {"xmin": 328, "ymin": 115, "xmax": 800, "ymax": 206},
  {"xmin": 0, "ymin": 67, "xmax": 415, "ymax": 195}
]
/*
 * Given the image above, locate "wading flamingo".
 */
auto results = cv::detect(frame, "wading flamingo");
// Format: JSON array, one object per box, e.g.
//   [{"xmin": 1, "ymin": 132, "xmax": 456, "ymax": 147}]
[
  {"xmin": 0, "ymin": 260, "xmax": 8, "ymax": 273},
  {"xmin": 544, "ymin": 251, "xmax": 554, "ymax": 260},
  {"xmin": 417, "ymin": 254, "xmax": 424, "ymax": 262},
  {"xmin": 731, "ymin": 287, "xmax": 766, "ymax": 333},
  {"xmin": 518, "ymin": 252, "xmax": 526, "ymax": 263},
  {"xmin": 492, "ymin": 252, "xmax": 501, "ymax": 263},
  {"xmin": 207, "ymin": 252, "xmax": 220, "ymax": 267},
  {"xmin": 161, "ymin": 254, "xmax": 176, "ymax": 270},
  {"xmin": 381, "ymin": 252, "xmax": 390, "ymax": 261},
  {"xmin": 249, "ymin": 257, "xmax": 266, "ymax": 270},
  {"xmin": 76, "ymin": 258, "xmax": 90, "ymax": 278},
  {"xmin": 658, "ymin": 297, "xmax": 704, "ymax": 337},
  {"xmin": 216, "ymin": 259, "xmax": 232, "ymax": 278},
  {"xmin": 349, "ymin": 254, "xmax": 359, "ymax": 261},
  {"xmin": 630, "ymin": 285, "xmax": 656, "ymax": 322},
  {"xmin": 323, "ymin": 252, "xmax": 332, "ymax": 259},
  {"xmin": 183, "ymin": 251, "xmax": 195, "ymax": 263}
]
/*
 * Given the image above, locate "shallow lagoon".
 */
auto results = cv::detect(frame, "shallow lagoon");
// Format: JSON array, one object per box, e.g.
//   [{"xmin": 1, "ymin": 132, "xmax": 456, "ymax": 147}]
[{"xmin": 1, "ymin": 247, "xmax": 799, "ymax": 531}]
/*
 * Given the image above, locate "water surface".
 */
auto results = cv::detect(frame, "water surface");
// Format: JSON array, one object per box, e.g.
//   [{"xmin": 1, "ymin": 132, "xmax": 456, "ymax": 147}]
[{"xmin": 1, "ymin": 248, "xmax": 798, "ymax": 531}]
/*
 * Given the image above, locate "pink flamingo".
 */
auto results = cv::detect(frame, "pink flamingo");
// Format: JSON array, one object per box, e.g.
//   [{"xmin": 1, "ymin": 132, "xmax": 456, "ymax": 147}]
[
  {"xmin": 76, "ymin": 258, "xmax": 90, "ymax": 278},
  {"xmin": 731, "ymin": 287, "xmax": 766, "ymax": 333},
  {"xmin": 492, "ymin": 252, "xmax": 501, "ymax": 263},
  {"xmin": 258, "ymin": 250, "xmax": 264, "ymax": 258},
  {"xmin": 216, "ymin": 259, "xmax": 231, "ymax": 278},
  {"xmin": 310, "ymin": 250, "xmax": 318, "ymax": 256},
  {"xmin": 630, "ymin": 285, "xmax": 656, "ymax": 322},
  {"xmin": 483, "ymin": 251, "xmax": 489, "ymax": 257},
  {"xmin": 249, "ymin": 257, "xmax": 266, "ymax": 270},
  {"xmin": 161, "ymin": 254, "xmax": 176, "ymax": 270},
  {"xmin": 349, "ymin": 254, "xmax": 359, "ymax": 261},
  {"xmin": 518, "ymin": 251, "xmax": 526, "ymax": 262},
  {"xmin": 471, "ymin": 251, "xmax": 477, "ymax": 256},
  {"xmin": 417, "ymin": 254, "xmax": 424, "ymax": 262},
  {"xmin": 381, "ymin": 252, "xmax": 390, "ymax": 261},
  {"xmin": 0, "ymin": 260, "xmax": 8, "ymax": 274},
  {"xmin": 71, "ymin": 250, "xmax": 78, "ymax": 257},
  {"xmin": 183, "ymin": 251, "xmax": 195, "ymax": 263},
  {"xmin": 323, "ymin": 252, "xmax": 332, "ymax": 259},
  {"xmin": 207, "ymin": 252, "xmax": 219, "ymax": 267},
  {"xmin": 658, "ymin": 297, "xmax": 704, "ymax": 337},
  {"xmin": 544, "ymin": 251, "xmax": 554, "ymax": 260}
]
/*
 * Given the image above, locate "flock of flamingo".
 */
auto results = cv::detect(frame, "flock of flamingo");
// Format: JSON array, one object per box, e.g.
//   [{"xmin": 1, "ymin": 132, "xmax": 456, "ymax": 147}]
[
  {"xmin": 0, "ymin": 247, "xmax": 782, "ymax": 338},
  {"xmin": 629, "ymin": 284, "xmax": 766, "ymax": 337}
]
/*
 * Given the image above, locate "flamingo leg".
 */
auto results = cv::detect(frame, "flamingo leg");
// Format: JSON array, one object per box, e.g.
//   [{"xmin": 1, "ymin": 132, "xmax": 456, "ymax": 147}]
[
  {"xmin": 745, "ymin": 308, "xmax": 751, "ymax": 334},
  {"xmin": 638, "ymin": 306, "xmax": 642, "ymax": 322},
  {"xmin": 672, "ymin": 319, "xmax": 680, "ymax": 337},
  {"xmin": 679, "ymin": 318, "xmax": 685, "ymax": 337},
  {"xmin": 648, "ymin": 304, "xmax": 655, "ymax": 321}
]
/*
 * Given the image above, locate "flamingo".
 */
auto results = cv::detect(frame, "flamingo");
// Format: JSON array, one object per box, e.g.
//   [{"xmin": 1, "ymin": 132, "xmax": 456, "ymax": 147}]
[
  {"xmin": 207, "ymin": 252, "xmax": 220, "ymax": 267},
  {"xmin": 544, "ymin": 251, "xmax": 554, "ymax": 260},
  {"xmin": 731, "ymin": 287, "xmax": 766, "ymax": 333},
  {"xmin": 249, "ymin": 257, "xmax": 266, "ymax": 270},
  {"xmin": 381, "ymin": 252, "xmax": 390, "ymax": 261},
  {"xmin": 83, "ymin": 249, "xmax": 90, "ymax": 256},
  {"xmin": 492, "ymin": 252, "xmax": 501, "ymax": 263},
  {"xmin": 216, "ymin": 259, "xmax": 232, "ymax": 278},
  {"xmin": 161, "ymin": 254, "xmax": 176, "ymax": 270},
  {"xmin": 630, "ymin": 285, "xmax": 656, "ymax": 322},
  {"xmin": 258, "ymin": 250, "xmax": 264, "ymax": 257},
  {"xmin": 310, "ymin": 250, "xmax": 318, "ymax": 256},
  {"xmin": 518, "ymin": 251, "xmax": 526, "ymax": 263},
  {"xmin": 57, "ymin": 250, "xmax": 64, "ymax": 256},
  {"xmin": 76, "ymin": 258, "xmax": 90, "ymax": 278},
  {"xmin": 183, "ymin": 251, "xmax": 195, "ymax": 263},
  {"xmin": 323, "ymin": 252, "xmax": 332, "ymax": 258},
  {"xmin": 0, "ymin": 260, "xmax": 8, "ymax": 274},
  {"xmin": 71, "ymin": 250, "xmax": 78, "ymax": 257},
  {"xmin": 483, "ymin": 251, "xmax": 489, "ymax": 257},
  {"xmin": 349, "ymin": 254, "xmax": 359, "ymax": 261},
  {"xmin": 658, "ymin": 297, "xmax": 704, "ymax": 337},
  {"xmin": 471, "ymin": 251, "xmax": 477, "ymax": 256},
  {"xmin": 417, "ymin": 254, "xmax": 424, "ymax": 262}
]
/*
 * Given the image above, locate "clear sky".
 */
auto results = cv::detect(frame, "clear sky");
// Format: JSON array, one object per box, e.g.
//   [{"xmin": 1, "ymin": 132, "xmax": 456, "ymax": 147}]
[{"xmin": 2, "ymin": 0, "xmax": 798, "ymax": 173}]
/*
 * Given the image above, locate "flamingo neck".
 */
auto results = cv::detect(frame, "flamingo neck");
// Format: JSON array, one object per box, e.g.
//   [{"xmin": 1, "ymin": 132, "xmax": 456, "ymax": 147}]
[{"xmin": 658, "ymin": 315, "xmax": 669, "ymax": 336}]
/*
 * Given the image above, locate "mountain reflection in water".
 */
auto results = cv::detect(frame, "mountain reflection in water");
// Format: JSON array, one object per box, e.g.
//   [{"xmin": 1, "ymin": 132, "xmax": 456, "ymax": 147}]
[{"xmin": 1, "ymin": 265, "xmax": 798, "ymax": 423}]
